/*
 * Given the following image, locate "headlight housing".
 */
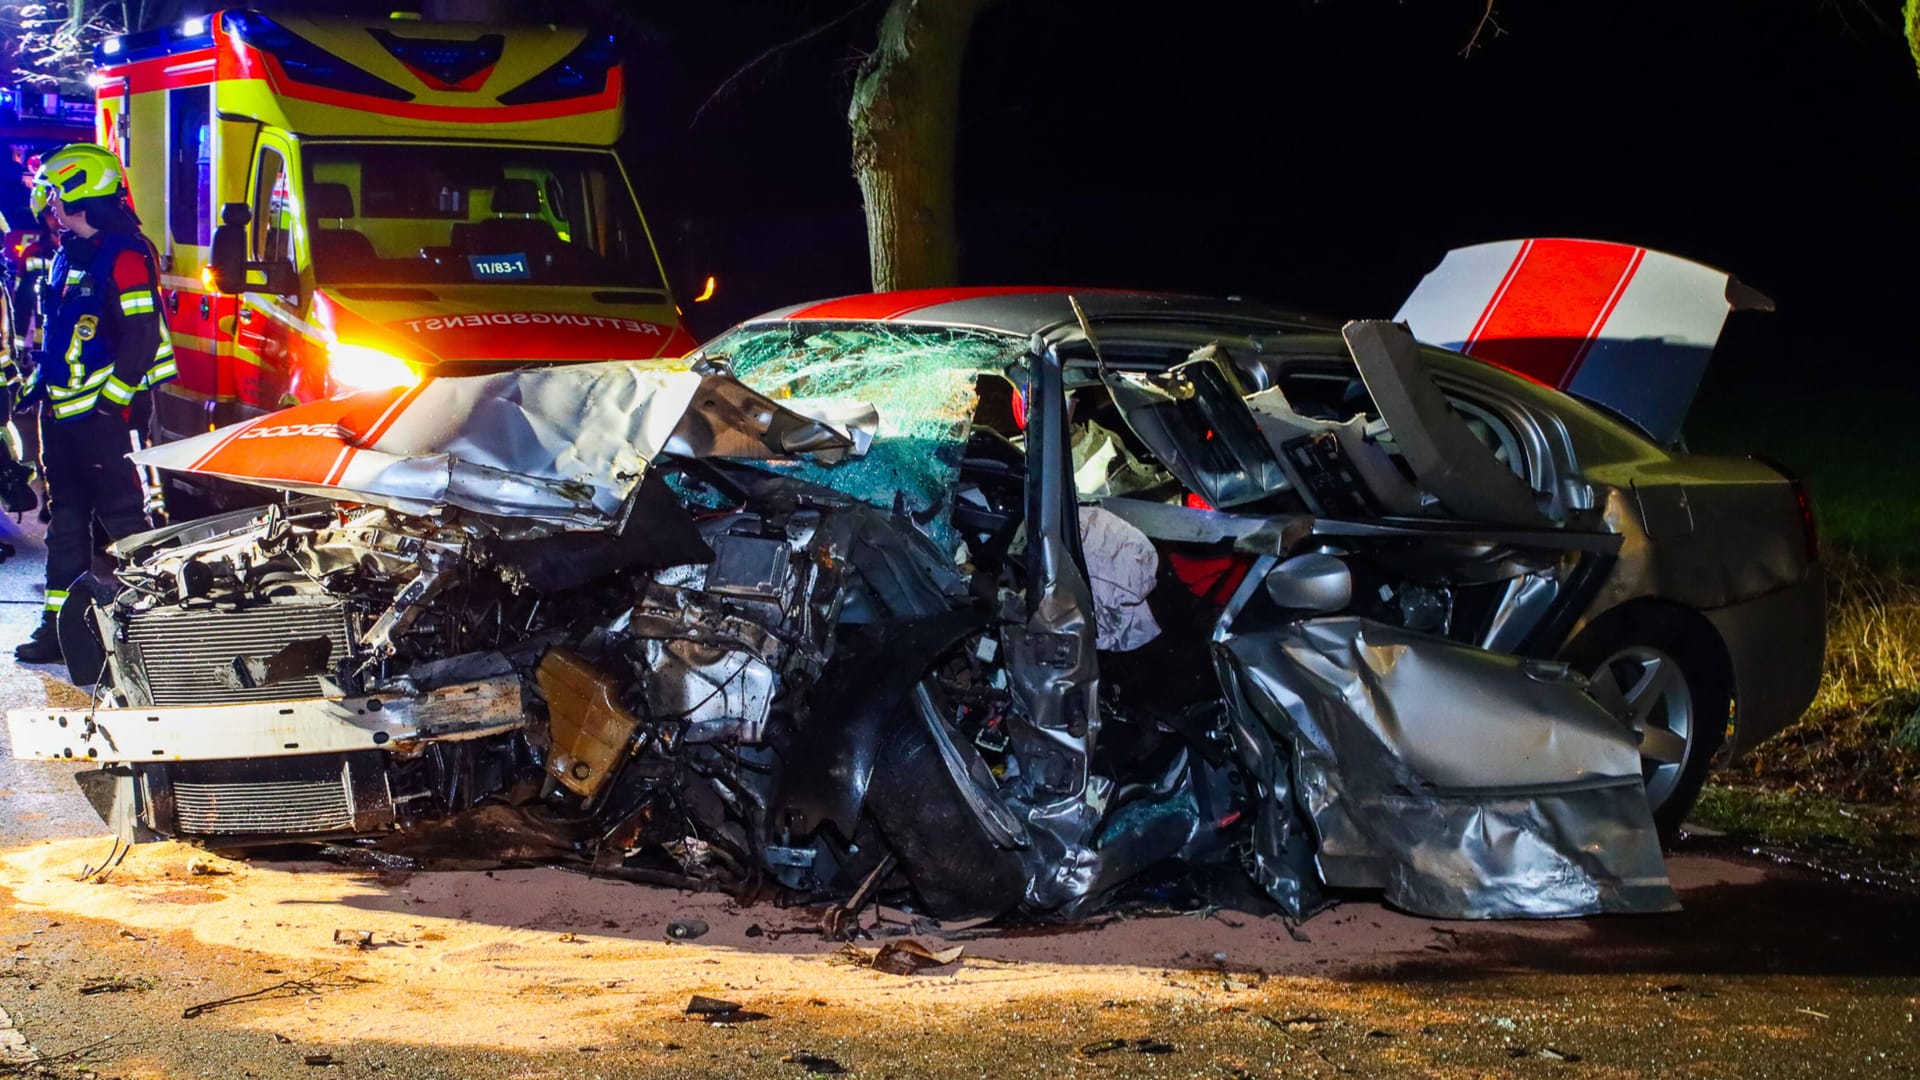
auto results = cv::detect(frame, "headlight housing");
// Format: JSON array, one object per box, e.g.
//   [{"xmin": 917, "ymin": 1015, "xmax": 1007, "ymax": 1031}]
[{"xmin": 328, "ymin": 343, "xmax": 419, "ymax": 393}]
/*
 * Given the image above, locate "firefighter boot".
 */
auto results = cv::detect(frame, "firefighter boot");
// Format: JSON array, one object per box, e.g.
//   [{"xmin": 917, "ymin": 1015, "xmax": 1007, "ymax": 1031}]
[{"xmin": 14, "ymin": 614, "xmax": 62, "ymax": 664}]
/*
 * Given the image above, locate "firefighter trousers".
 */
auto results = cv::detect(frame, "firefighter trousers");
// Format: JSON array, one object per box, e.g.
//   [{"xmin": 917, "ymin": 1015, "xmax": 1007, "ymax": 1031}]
[{"xmin": 39, "ymin": 408, "xmax": 150, "ymax": 618}]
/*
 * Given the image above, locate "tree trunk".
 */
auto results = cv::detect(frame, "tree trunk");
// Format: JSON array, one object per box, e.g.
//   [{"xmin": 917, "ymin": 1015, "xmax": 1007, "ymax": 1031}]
[
  {"xmin": 1907, "ymin": 0, "xmax": 1919, "ymax": 78},
  {"xmin": 848, "ymin": 0, "xmax": 989, "ymax": 292}
]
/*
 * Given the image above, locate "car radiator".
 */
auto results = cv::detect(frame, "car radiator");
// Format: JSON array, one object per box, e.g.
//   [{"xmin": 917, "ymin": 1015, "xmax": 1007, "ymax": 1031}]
[
  {"xmin": 122, "ymin": 598, "xmax": 354, "ymax": 707},
  {"xmin": 164, "ymin": 754, "xmax": 394, "ymax": 838}
]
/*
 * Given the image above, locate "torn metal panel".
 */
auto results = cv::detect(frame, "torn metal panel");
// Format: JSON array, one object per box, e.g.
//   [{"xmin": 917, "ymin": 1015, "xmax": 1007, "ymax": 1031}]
[
  {"xmin": 1243, "ymin": 385, "xmax": 1423, "ymax": 516},
  {"xmin": 6, "ymin": 678, "xmax": 525, "ymax": 764},
  {"xmin": 131, "ymin": 362, "xmax": 873, "ymax": 530},
  {"xmin": 1099, "ymin": 351, "xmax": 1291, "ymax": 510},
  {"xmin": 1003, "ymin": 342, "xmax": 1105, "ymax": 910},
  {"xmin": 1217, "ymin": 616, "xmax": 1675, "ymax": 919},
  {"xmin": 1343, "ymin": 321, "xmax": 1554, "ymax": 528}
]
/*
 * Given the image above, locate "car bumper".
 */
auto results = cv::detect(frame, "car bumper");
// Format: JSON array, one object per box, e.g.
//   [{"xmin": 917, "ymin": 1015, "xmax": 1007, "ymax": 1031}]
[{"xmin": 1707, "ymin": 567, "xmax": 1827, "ymax": 759}]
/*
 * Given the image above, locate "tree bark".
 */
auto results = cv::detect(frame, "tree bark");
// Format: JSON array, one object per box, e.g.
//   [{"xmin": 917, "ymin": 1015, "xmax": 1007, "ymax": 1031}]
[
  {"xmin": 848, "ymin": 0, "xmax": 989, "ymax": 292},
  {"xmin": 1907, "ymin": 0, "xmax": 1919, "ymax": 78}
]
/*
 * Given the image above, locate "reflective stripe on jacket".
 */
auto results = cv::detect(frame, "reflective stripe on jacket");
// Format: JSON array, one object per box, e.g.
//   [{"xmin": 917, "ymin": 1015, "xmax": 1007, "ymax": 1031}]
[{"xmin": 38, "ymin": 230, "xmax": 176, "ymax": 421}]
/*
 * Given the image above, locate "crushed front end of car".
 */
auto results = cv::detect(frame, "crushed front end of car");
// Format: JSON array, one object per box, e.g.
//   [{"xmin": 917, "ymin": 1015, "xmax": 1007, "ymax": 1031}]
[{"xmin": 8, "ymin": 323, "xmax": 1678, "ymax": 923}]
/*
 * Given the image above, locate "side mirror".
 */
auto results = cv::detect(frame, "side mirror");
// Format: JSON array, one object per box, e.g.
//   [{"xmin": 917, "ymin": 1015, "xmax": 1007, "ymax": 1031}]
[
  {"xmin": 207, "ymin": 202, "xmax": 249, "ymax": 294},
  {"xmin": 252, "ymin": 259, "xmax": 299, "ymax": 297},
  {"xmin": 207, "ymin": 201, "xmax": 299, "ymax": 298},
  {"xmin": 1264, "ymin": 553, "xmax": 1352, "ymax": 613}
]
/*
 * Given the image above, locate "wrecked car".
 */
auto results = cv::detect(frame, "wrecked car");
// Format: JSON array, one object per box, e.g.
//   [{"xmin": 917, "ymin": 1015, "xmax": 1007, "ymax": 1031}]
[{"xmin": 6, "ymin": 240, "xmax": 1824, "ymax": 922}]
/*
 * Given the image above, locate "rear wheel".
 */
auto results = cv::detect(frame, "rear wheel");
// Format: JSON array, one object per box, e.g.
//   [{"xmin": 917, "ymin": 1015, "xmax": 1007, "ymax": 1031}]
[{"xmin": 1560, "ymin": 607, "xmax": 1729, "ymax": 843}]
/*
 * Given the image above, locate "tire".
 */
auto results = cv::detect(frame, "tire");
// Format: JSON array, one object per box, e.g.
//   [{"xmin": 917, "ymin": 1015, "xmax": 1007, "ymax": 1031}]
[
  {"xmin": 1560, "ymin": 606, "xmax": 1730, "ymax": 843},
  {"xmin": 863, "ymin": 682, "xmax": 1029, "ymax": 920}
]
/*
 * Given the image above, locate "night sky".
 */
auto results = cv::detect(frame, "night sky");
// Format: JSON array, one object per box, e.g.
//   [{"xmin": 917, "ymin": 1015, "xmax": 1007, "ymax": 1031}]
[{"xmin": 626, "ymin": 0, "xmax": 1919, "ymax": 398}]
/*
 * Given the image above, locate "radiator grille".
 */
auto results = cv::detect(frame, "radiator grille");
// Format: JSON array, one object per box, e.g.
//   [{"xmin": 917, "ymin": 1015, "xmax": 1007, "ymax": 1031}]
[
  {"xmin": 174, "ymin": 764, "xmax": 355, "ymax": 835},
  {"xmin": 124, "ymin": 599, "xmax": 353, "ymax": 706}
]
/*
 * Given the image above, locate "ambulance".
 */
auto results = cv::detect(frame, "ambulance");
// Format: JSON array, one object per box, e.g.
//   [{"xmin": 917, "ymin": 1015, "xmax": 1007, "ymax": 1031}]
[{"xmin": 90, "ymin": 10, "xmax": 699, "ymax": 505}]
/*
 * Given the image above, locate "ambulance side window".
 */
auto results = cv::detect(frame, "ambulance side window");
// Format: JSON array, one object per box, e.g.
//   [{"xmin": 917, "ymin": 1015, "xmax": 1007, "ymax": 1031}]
[
  {"xmin": 251, "ymin": 149, "xmax": 292, "ymax": 265},
  {"xmin": 167, "ymin": 86, "xmax": 211, "ymax": 248}
]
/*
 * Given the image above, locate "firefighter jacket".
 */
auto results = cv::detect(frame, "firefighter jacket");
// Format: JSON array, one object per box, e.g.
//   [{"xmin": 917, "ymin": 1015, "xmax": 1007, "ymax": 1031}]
[{"xmin": 24, "ymin": 229, "xmax": 177, "ymax": 421}]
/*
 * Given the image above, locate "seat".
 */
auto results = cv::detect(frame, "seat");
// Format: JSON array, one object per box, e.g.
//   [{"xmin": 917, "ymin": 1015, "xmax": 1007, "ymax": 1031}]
[
  {"xmin": 488, "ymin": 179, "xmax": 540, "ymax": 216},
  {"xmin": 305, "ymin": 183, "xmax": 377, "ymax": 278},
  {"xmin": 451, "ymin": 180, "xmax": 556, "ymax": 256},
  {"xmin": 308, "ymin": 182, "xmax": 355, "ymax": 223},
  {"xmin": 311, "ymin": 228, "xmax": 377, "ymax": 266}
]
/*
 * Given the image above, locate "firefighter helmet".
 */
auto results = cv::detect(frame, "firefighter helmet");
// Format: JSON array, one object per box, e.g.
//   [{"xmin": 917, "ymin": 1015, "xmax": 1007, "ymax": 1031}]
[{"xmin": 31, "ymin": 144, "xmax": 126, "ymax": 215}]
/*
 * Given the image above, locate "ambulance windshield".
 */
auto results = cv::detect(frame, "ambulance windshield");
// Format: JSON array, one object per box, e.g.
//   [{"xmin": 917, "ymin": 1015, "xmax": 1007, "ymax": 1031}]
[{"xmin": 301, "ymin": 143, "xmax": 664, "ymax": 290}]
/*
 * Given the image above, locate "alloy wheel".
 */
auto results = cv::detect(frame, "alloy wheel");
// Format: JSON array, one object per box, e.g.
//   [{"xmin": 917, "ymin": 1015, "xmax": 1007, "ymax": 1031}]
[{"xmin": 1587, "ymin": 645, "xmax": 1695, "ymax": 811}]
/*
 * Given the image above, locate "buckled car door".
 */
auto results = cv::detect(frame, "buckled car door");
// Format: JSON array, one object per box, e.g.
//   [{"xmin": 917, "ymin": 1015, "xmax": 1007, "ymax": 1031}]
[
  {"xmin": 1097, "ymin": 352, "xmax": 1291, "ymax": 510},
  {"xmin": 1393, "ymin": 238, "xmax": 1772, "ymax": 445},
  {"xmin": 1342, "ymin": 320, "xmax": 1553, "ymax": 528}
]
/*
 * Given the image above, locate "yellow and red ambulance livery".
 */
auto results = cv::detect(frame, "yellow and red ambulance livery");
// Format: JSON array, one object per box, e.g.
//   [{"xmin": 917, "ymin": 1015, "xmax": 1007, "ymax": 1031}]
[{"xmin": 90, "ymin": 9, "xmax": 696, "ymax": 502}]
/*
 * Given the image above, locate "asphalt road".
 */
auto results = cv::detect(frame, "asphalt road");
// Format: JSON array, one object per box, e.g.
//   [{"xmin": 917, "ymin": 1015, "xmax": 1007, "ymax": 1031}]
[{"xmin": 0, "ymin": 510, "xmax": 1916, "ymax": 1078}]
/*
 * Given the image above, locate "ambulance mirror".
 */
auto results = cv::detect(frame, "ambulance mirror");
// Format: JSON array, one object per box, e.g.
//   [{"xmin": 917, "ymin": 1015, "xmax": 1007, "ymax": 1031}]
[
  {"xmin": 209, "ymin": 221, "xmax": 246, "ymax": 294},
  {"xmin": 256, "ymin": 259, "xmax": 299, "ymax": 297},
  {"xmin": 209, "ymin": 202, "xmax": 297, "ymax": 299}
]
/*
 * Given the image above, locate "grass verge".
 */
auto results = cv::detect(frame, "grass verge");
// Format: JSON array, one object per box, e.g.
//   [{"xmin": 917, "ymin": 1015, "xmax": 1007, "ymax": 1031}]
[
  {"xmin": 1689, "ymin": 784, "xmax": 1920, "ymax": 880},
  {"xmin": 1688, "ymin": 551, "xmax": 1920, "ymax": 873},
  {"xmin": 1727, "ymin": 553, "xmax": 1920, "ymax": 802}
]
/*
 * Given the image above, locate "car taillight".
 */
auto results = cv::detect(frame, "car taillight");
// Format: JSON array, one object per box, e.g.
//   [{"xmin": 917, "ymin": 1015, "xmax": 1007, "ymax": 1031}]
[
  {"xmin": 1792, "ymin": 476, "xmax": 1818, "ymax": 563},
  {"xmin": 1752, "ymin": 455, "xmax": 1818, "ymax": 563}
]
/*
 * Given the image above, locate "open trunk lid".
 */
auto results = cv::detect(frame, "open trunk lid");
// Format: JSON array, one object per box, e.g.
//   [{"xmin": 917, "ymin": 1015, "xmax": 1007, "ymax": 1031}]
[{"xmin": 1394, "ymin": 238, "xmax": 1772, "ymax": 445}]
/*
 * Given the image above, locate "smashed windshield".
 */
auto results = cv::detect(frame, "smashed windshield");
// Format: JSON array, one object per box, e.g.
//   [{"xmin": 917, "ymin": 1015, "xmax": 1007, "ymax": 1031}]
[
  {"xmin": 302, "ymin": 143, "xmax": 664, "ymax": 289},
  {"xmin": 701, "ymin": 324, "xmax": 1028, "ymax": 550}
]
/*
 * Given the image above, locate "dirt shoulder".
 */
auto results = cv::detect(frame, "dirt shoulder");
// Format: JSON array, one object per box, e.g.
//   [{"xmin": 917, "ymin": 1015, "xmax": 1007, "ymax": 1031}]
[{"xmin": 1, "ymin": 837, "xmax": 1916, "ymax": 1079}]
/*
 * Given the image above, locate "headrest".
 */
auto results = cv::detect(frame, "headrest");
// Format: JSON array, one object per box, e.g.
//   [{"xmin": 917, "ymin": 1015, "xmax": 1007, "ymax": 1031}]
[
  {"xmin": 309, "ymin": 182, "xmax": 354, "ymax": 219},
  {"xmin": 491, "ymin": 179, "xmax": 540, "ymax": 215}
]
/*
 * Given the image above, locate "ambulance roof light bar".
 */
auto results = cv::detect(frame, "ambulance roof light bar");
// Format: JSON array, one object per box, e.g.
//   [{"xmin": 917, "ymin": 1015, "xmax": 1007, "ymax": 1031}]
[{"xmin": 92, "ymin": 11, "xmax": 215, "ymax": 66}]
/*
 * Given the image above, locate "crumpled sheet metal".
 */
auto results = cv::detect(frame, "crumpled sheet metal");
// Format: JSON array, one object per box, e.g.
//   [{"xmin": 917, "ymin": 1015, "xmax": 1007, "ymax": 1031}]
[
  {"xmin": 1218, "ymin": 616, "xmax": 1676, "ymax": 919},
  {"xmin": 131, "ymin": 362, "xmax": 875, "ymax": 529}
]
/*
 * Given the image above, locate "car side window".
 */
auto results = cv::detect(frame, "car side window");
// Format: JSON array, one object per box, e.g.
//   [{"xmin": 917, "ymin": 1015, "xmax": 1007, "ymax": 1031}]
[{"xmin": 1447, "ymin": 396, "xmax": 1528, "ymax": 482}]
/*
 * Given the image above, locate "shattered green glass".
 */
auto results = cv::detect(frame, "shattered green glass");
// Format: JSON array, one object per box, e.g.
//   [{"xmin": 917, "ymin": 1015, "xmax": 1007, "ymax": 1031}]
[{"xmin": 702, "ymin": 324, "xmax": 1027, "ymax": 552}]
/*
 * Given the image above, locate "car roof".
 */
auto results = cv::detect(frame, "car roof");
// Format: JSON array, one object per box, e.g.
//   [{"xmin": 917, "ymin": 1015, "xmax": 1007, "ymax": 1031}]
[{"xmin": 744, "ymin": 286, "xmax": 1337, "ymax": 340}]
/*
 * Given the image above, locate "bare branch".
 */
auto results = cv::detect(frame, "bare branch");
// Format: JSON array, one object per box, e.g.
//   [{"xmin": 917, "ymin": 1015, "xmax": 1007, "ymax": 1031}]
[
  {"xmin": 1459, "ymin": 0, "xmax": 1503, "ymax": 58},
  {"xmin": 691, "ymin": 0, "xmax": 885, "ymax": 129}
]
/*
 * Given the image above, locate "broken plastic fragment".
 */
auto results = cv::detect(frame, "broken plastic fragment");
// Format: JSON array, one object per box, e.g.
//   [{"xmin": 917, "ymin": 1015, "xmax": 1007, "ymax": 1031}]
[{"xmin": 869, "ymin": 939, "xmax": 964, "ymax": 975}]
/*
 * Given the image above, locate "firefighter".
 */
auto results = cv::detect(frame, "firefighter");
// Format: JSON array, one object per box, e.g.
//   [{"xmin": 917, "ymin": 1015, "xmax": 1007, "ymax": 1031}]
[{"xmin": 12, "ymin": 144, "xmax": 176, "ymax": 664}]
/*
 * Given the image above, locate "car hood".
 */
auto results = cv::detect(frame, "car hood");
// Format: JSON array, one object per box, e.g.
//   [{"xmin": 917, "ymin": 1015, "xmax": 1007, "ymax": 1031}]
[
  {"xmin": 131, "ymin": 361, "xmax": 878, "ymax": 530},
  {"xmin": 311, "ymin": 284, "xmax": 701, "ymax": 367}
]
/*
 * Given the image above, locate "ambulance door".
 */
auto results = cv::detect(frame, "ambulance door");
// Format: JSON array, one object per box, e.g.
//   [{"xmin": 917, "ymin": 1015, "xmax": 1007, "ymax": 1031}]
[
  {"xmin": 154, "ymin": 83, "xmax": 231, "ymax": 442},
  {"xmin": 233, "ymin": 131, "xmax": 303, "ymax": 416}
]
